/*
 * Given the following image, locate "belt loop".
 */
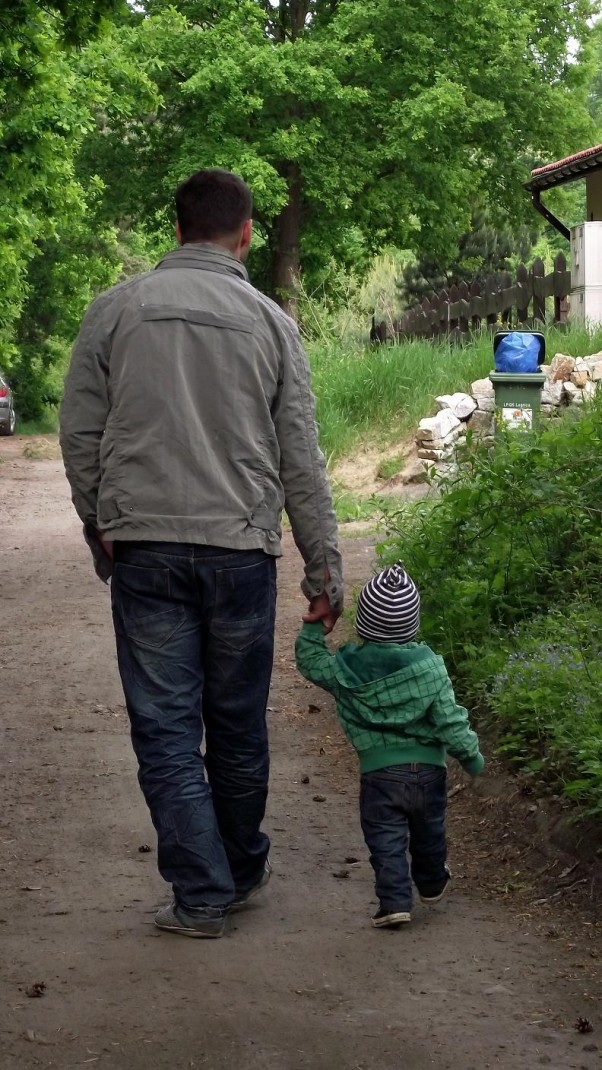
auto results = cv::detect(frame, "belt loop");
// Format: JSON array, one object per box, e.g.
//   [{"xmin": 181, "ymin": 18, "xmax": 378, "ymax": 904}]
[{"xmin": 410, "ymin": 762, "xmax": 418, "ymax": 772}]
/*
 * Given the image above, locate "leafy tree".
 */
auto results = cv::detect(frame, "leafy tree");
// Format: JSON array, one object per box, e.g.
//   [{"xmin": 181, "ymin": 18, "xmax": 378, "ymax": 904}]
[
  {"xmin": 587, "ymin": 19, "xmax": 602, "ymax": 131},
  {"xmin": 398, "ymin": 208, "xmax": 538, "ymax": 306},
  {"xmin": 78, "ymin": 0, "xmax": 596, "ymax": 314},
  {"xmin": 0, "ymin": 2, "xmax": 155, "ymax": 418},
  {"xmin": 0, "ymin": 1, "xmax": 129, "ymax": 46}
]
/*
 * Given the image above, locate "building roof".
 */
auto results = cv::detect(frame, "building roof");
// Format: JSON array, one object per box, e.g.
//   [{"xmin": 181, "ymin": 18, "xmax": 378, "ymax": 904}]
[{"xmin": 525, "ymin": 144, "xmax": 602, "ymax": 191}]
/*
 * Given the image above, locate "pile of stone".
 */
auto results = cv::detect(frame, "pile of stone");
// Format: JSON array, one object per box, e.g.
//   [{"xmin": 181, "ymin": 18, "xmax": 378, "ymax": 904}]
[
  {"xmin": 539, "ymin": 352, "xmax": 602, "ymax": 412},
  {"xmin": 407, "ymin": 350, "xmax": 602, "ymax": 484},
  {"xmin": 414, "ymin": 385, "xmax": 494, "ymax": 469}
]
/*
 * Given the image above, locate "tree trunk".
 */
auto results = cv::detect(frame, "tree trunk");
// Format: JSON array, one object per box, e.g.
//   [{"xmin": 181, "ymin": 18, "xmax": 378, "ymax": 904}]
[{"xmin": 270, "ymin": 162, "xmax": 301, "ymax": 319}]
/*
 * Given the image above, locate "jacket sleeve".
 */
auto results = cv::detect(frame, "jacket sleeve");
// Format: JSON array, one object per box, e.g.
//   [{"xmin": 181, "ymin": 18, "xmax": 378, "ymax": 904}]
[
  {"xmin": 430, "ymin": 668, "xmax": 484, "ymax": 775},
  {"xmin": 59, "ymin": 297, "xmax": 112, "ymax": 525},
  {"xmin": 273, "ymin": 324, "xmax": 343, "ymax": 612},
  {"xmin": 295, "ymin": 622, "xmax": 339, "ymax": 694}
]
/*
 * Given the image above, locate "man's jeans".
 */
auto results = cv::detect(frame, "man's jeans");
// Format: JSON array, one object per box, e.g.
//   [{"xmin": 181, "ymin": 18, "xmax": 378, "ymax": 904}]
[
  {"xmin": 360, "ymin": 764, "xmax": 447, "ymax": 913},
  {"xmin": 111, "ymin": 542, "xmax": 276, "ymax": 916}
]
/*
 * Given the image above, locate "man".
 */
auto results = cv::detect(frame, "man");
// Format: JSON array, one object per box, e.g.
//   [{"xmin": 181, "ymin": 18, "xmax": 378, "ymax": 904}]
[{"xmin": 60, "ymin": 169, "xmax": 343, "ymax": 938}]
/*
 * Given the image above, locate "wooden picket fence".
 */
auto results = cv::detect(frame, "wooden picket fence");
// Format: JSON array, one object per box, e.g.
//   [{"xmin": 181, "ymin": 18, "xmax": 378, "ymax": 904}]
[{"xmin": 371, "ymin": 252, "xmax": 571, "ymax": 343}]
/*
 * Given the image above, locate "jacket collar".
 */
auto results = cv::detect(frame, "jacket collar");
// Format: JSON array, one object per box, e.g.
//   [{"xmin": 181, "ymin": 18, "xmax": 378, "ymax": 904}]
[{"xmin": 155, "ymin": 243, "xmax": 249, "ymax": 282}]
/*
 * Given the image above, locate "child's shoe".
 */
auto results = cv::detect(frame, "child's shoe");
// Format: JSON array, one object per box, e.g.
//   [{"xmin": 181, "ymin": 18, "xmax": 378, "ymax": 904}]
[
  {"xmin": 371, "ymin": 908, "xmax": 411, "ymax": 928},
  {"xmin": 418, "ymin": 864, "xmax": 452, "ymax": 905}
]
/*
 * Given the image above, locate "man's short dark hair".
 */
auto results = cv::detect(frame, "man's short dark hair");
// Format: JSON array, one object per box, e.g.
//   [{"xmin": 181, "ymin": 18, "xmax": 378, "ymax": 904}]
[{"xmin": 175, "ymin": 169, "xmax": 253, "ymax": 243}]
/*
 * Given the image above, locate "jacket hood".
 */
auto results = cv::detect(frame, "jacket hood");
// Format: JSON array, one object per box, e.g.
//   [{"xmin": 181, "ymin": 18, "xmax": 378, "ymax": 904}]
[{"xmin": 333, "ymin": 641, "xmax": 443, "ymax": 720}]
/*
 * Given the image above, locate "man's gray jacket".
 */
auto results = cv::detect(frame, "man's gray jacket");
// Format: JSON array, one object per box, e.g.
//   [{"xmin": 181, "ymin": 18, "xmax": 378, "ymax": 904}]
[{"xmin": 59, "ymin": 243, "xmax": 343, "ymax": 610}]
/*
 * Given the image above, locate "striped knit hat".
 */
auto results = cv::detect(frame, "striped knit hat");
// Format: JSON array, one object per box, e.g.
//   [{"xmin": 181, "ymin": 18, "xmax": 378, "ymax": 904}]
[{"xmin": 356, "ymin": 563, "xmax": 420, "ymax": 644}]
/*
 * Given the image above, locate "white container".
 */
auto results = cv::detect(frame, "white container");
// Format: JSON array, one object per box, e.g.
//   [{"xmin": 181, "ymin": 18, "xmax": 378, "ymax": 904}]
[
  {"xmin": 570, "ymin": 222, "xmax": 602, "ymax": 289},
  {"xmin": 570, "ymin": 285, "xmax": 602, "ymax": 329}
]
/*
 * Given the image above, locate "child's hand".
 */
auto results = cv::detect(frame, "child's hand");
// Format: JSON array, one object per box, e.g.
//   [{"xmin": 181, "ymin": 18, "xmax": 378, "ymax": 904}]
[{"xmin": 302, "ymin": 592, "xmax": 341, "ymax": 634}]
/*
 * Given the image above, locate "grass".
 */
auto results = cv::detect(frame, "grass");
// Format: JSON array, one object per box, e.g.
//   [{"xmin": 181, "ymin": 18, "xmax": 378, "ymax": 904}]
[
  {"xmin": 17, "ymin": 409, "xmax": 59, "ymax": 436},
  {"xmin": 376, "ymin": 453, "xmax": 407, "ymax": 480},
  {"xmin": 308, "ymin": 324, "xmax": 602, "ymax": 463},
  {"xmin": 332, "ymin": 490, "xmax": 398, "ymax": 523},
  {"xmin": 309, "ymin": 336, "xmax": 491, "ymax": 462}
]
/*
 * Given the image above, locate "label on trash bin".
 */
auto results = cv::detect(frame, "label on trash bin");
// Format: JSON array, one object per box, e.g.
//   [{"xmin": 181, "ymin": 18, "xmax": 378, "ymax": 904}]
[{"xmin": 502, "ymin": 404, "xmax": 533, "ymax": 429}]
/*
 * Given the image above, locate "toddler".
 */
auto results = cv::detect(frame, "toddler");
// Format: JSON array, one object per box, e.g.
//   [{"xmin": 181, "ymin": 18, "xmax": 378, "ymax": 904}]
[{"xmin": 295, "ymin": 563, "xmax": 484, "ymax": 928}]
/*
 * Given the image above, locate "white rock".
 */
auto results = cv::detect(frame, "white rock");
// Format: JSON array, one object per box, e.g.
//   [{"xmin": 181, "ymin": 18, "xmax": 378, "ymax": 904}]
[
  {"xmin": 419, "ymin": 426, "xmax": 466, "ymax": 448},
  {"xmin": 586, "ymin": 358, "xmax": 602, "ymax": 381},
  {"xmin": 467, "ymin": 410, "xmax": 495, "ymax": 435},
  {"xmin": 476, "ymin": 397, "xmax": 495, "ymax": 413},
  {"xmin": 549, "ymin": 354, "xmax": 576, "ymax": 382},
  {"xmin": 419, "ymin": 436, "xmax": 456, "ymax": 451},
  {"xmin": 416, "ymin": 410, "xmax": 462, "ymax": 443},
  {"xmin": 570, "ymin": 369, "xmax": 588, "ymax": 388},
  {"xmin": 435, "ymin": 392, "xmax": 477, "ymax": 420},
  {"xmin": 417, "ymin": 447, "xmax": 453, "ymax": 461},
  {"xmin": 471, "ymin": 377, "xmax": 494, "ymax": 398},
  {"xmin": 541, "ymin": 380, "xmax": 564, "ymax": 406},
  {"xmin": 563, "ymin": 381, "xmax": 579, "ymax": 401},
  {"xmin": 584, "ymin": 379, "xmax": 597, "ymax": 399}
]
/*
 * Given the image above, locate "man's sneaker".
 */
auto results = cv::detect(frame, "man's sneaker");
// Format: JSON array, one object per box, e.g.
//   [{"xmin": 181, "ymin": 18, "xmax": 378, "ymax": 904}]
[
  {"xmin": 371, "ymin": 908, "xmax": 411, "ymax": 929},
  {"xmin": 155, "ymin": 901, "xmax": 226, "ymax": 938},
  {"xmin": 229, "ymin": 859, "xmax": 272, "ymax": 913},
  {"xmin": 418, "ymin": 864, "xmax": 452, "ymax": 905}
]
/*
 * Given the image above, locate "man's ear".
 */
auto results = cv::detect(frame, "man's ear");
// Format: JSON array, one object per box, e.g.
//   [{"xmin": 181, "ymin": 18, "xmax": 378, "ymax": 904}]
[
  {"xmin": 175, "ymin": 221, "xmax": 183, "ymax": 245},
  {"xmin": 239, "ymin": 218, "xmax": 253, "ymax": 260}
]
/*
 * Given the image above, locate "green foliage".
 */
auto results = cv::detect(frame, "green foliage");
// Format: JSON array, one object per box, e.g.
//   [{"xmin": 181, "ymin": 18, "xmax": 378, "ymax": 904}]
[
  {"xmin": 489, "ymin": 605, "xmax": 602, "ymax": 815},
  {"xmin": 398, "ymin": 207, "xmax": 538, "ymax": 308},
  {"xmin": 587, "ymin": 19, "xmax": 602, "ymax": 129},
  {"xmin": 375, "ymin": 358, "xmax": 602, "ymax": 814},
  {"xmin": 0, "ymin": 1, "xmax": 130, "ymax": 47},
  {"xmin": 17, "ymin": 412, "xmax": 60, "ymax": 437},
  {"xmin": 298, "ymin": 248, "xmax": 413, "ymax": 347},
  {"xmin": 0, "ymin": 5, "xmax": 158, "ymax": 419},
  {"xmin": 332, "ymin": 491, "xmax": 391, "ymax": 524},
  {"xmin": 376, "ymin": 455, "xmax": 407, "ymax": 481},
  {"xmin": 378, "ymin": 401, "xmax": 602, "ymax": 672},
  {"xmin": 77, "ymin": 0, "xmax": 596, "ymax": 297}
]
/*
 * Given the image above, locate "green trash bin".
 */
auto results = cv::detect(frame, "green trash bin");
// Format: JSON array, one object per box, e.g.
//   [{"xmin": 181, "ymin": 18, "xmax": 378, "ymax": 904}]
[{"xmin": 490, "ymin": 331, "xmax": 546, "ymax": 432}]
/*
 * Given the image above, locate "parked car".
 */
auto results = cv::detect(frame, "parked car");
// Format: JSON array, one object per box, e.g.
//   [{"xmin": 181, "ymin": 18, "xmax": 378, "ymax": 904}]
[{"xmin": 0, "ymin": 368, "xmax": 16, "ymax": 435}]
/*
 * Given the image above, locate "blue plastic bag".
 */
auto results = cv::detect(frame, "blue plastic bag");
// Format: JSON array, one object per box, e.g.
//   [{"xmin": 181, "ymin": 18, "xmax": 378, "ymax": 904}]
[{"xmin": 494, "ymin": 332, "xmax": 541, "ymax": 373}]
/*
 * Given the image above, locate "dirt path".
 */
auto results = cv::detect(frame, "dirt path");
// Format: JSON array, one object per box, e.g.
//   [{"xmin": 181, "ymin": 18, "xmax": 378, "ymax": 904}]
[{"xmin": 1, "ymin": 438, "xmax": 601, "ymax": 1070}]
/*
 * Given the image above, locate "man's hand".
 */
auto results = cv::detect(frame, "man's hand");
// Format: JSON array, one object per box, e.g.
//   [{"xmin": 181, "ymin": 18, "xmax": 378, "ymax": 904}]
[
  {"xmin": 98, "ymin": 532, "xmax": 114, "ymax": 560},
  {"xmin": 302, "ymin": 591, "xmax": 341, "ymax": 635}
]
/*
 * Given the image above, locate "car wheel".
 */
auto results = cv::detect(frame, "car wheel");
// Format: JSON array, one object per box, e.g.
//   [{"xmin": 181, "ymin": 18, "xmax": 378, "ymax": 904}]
[{"xmin": 0, "ymin": 407, "xmax": 15, "ymax": 436}]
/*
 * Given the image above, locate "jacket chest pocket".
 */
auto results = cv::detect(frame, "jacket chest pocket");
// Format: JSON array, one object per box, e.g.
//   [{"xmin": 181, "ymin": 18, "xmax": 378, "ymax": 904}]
[{"xmin": 139, "ymin": 305, "xmax": 256, "ymax": 334}]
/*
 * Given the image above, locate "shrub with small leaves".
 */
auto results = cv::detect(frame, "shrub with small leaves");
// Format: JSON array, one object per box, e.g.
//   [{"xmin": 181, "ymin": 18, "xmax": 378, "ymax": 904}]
[{"xmin": 376, "ymin": 392, "xmax": 602, "ymax": 816}]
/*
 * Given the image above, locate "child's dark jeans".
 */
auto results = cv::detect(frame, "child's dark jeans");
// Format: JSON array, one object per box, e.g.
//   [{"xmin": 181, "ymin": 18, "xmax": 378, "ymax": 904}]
[{"xmin": 360, "ymin": 763, "xmax": 447, "ymax": 913}]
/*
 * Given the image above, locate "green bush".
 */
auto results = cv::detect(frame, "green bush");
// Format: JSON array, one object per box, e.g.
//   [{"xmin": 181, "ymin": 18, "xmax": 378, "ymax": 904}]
[
  {"xmin": 375, "ymin": 392, "xmax": 602, "ymax": 815},
  {"xmin": 488, "ymin": 604, "xmax": 602, "ymax": 815},
  {"xmin": 378, "ymin": 400, "xmax": 602, "ymax": 672}
]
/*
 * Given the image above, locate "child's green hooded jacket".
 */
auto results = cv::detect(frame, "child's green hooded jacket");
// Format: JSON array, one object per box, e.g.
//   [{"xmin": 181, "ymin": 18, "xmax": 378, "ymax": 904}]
[{"xmin": 295, "ymin": 622, "xmax": 484, "ymax": 776}]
